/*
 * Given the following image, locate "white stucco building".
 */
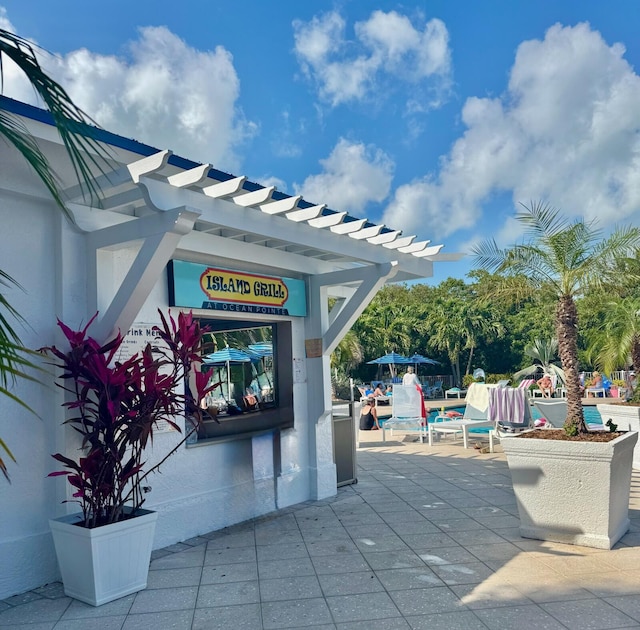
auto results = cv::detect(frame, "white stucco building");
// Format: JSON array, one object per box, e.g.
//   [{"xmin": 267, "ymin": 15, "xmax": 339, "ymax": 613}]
[{"xmin": 0, "ymin": 96, "xmax": 459, "ymax": 599}]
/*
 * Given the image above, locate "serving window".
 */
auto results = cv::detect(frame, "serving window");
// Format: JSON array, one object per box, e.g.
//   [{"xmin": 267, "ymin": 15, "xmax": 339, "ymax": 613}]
[{"xmin": 193, "ymin": 319, "xmax": 293, "ymax": 443}]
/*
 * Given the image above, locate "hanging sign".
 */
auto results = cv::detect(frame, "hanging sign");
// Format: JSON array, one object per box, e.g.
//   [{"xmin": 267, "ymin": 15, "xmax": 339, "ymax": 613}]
[{"xmin": 168, "ymin": 260, "xmax": 307, "ymax": 316}]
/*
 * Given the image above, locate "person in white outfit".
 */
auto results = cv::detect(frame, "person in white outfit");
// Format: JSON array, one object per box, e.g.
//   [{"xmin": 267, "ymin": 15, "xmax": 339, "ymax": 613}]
[{"xmin": 402, "ymin": 366, "xmax": 421, "ymax": 387}]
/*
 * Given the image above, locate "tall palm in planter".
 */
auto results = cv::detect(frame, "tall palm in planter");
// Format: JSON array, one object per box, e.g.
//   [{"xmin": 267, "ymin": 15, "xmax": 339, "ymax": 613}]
[
  {"xmin": 473, "ymin": 203, "xmax": 640, "ymax": 548},
  {"xmin": 43, "ymin": 310, "xmax": 215, "ymax": 605},
  {"xmin": 474, "ymin": 202, "xmax": 640, "ymax": 435}
]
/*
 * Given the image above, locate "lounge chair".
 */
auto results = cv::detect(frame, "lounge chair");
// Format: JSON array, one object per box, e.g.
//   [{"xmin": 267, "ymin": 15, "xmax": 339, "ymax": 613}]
[
  {"xmin": 381, "ymin": 385, "xmax": 426, "ymax": 442},
  {"xmin": 488, "ymin": 386, "xmax": 533, "ymax": 452},
  {"xmin": 533, "ymin": 399, "xmax": 606, "ymax": 431},
  {"xmin": 428, "ymin": 383, "xmax": 494, "ymax": 448},
  {"xmin": 425, "ymin": 380, "xmax": 444, "ymax": 399}
]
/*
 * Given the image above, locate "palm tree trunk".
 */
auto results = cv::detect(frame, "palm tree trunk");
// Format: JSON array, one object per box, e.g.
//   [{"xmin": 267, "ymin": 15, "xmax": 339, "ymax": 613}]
[
  {"xmin": 465, "ymin": 346, "xmax": 475, "ymax": 376},
  {"xmin": 632, "ymin": 336, "xmax": 640, "ymax": 373},
  {"xmin": 556, "ymin": 295, "xmax": 587, "ymax": 433}
]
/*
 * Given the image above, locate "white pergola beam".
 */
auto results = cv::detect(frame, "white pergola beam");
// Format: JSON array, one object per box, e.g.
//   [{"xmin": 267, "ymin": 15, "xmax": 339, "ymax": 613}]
[
  {"xmin": 167, "ymin": 164, "xmax": 212, "ymax": 188},
  {"xmin": 128, "ymin": 150, "xmax": 172, "ymax": 183},
  {"xmin": 260, "ymin": 195, "xmax": 301, "ymax": 215},
  {"xmin": 202, "ymin": 176, "xmax": 246, "ymax": 198},
  {"xmin": 286, "ymin": 204, "xmax": 325, "ymax": 222},
  {"xmin": 233, "ymin": 186, "xmax": 275, "ymax": 207}
]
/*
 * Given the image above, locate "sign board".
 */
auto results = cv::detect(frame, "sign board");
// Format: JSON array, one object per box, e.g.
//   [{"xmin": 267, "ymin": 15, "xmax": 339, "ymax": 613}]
[
  {"xmin": 114, "ymin": 322, "xmax": 176, "ymax": 434},
  {"xmin": 168, "ymin": 260, "xmax": 307, "ymax": 316}
]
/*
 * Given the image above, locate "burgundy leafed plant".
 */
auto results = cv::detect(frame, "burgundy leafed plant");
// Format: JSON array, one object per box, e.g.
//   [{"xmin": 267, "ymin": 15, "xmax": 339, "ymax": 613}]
[{"xmin": 43, "ymin": 310, "xmax": 216, "ymax": 528}]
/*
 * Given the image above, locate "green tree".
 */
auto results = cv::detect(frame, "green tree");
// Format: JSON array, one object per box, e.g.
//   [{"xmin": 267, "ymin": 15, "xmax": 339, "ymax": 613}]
[
  {"xmin": 596, "ymin": 298, "xmax": 640, "ymax": 376},
  {"xmin": 474, "ymin": 202, "xmax": 640, "ymax": 434},
  {"xmin": 512, "ymin": 338, "xmax": 565, "ymax": 383},
  {"xmin": 0, "ymin": 29, "xmax": 108, "ymax": 479}
]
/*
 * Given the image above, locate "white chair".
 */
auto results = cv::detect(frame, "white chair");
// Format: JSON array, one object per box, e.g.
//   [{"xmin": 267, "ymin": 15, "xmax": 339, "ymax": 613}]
[
  {"xmin": 428, "ymin": 383, "xmax": 494, "ymax": 449},
  {"xmin": 381, "ymin": 385, "xmax": 426, "ymax": 442}
]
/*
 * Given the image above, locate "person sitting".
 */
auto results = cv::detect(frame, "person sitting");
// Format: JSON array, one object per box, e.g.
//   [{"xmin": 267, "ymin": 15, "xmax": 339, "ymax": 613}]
[
  {"xmin": 536, "ymin": 374, "xmax": 554, "ymax": 398},
  {"xmin": 359, "ymin": 397, "xmax": 380, "ymax": 431},
  {"xmin": 591, "ymin": 371, "xmax": 603, "ymax": 388},
  {"xmin": 364, "ymin": 383, "xmax": 374, "ymax": 397},
  {"xmin": 373, "ymin": 383, "xmax": 385, "ymax": 398},
  {"xmin": 385, "ymin": 385, "xmax": 393, "ymax": 396},
  {"xmin": 625, "ymin": 370, "xmax": 637, "ymax": 401}
]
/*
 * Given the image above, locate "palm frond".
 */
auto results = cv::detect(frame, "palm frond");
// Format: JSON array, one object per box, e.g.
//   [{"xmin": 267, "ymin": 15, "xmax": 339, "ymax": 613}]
[{"xmin": 0, "ymin": 28, "xmax": 112, "ymax": 213}]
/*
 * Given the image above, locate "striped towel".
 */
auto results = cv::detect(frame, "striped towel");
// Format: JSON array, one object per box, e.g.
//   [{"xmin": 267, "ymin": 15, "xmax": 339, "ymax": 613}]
[{"xmin": 488, "ymin": 387, "xmax": 527, "ymax": 425}]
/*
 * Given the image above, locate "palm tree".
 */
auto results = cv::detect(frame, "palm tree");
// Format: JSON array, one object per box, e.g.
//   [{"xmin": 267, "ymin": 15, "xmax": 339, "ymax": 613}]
[
  {"xmin": 512, "ymin": 338, "xmax": 566, "ymax": 384},
  {"xmin": 597, "ymin": 298, "xmax": 640, "ymax": 376},
  {"xmin": 473, "ymin": 202, "xmax": 640, "ymax": 434},
  {"xmin": 0, "ymin": 28, "xmax": 108, "ymax": 479}
]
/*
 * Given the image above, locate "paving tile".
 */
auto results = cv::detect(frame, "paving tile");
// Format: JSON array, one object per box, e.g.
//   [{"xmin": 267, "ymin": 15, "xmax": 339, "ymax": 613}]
[
  {"xmin": 389, "ymin": 586, "xmax": 464, "ymax": 616},
  {"xmin": 149, "ymin": 547, "xmax": 205, "ymax": 570},
  {"xmin": 432, "ymin": 562, "xmax": 493, "ymax": 586},
  {"xmin": 122, "ymin": 609, "xmax": 194, "ymax": 630},
  {"xmin": 205, "ymin": 531, "xmax": 257, "ymax": 548},
  {"xmin": 260, "ymin": 575, "xmax": 323, "ymax": 602},
  {"xmin": 311, "ymin": 552, "xmax": 371, "ymax": 575},
  {"xmin": 451, "ymin": 582, "xmax": 533, "ymax": 609},
  {"xmin": 418, "ymin": 546, "xmax": 488, "ymax": 566},
  {"xmin": 52, "ymin": 616, "xmax": 126, "ymax": 630},
  {"xmin": 60, "ymin": 594, "xmax": 135, "ymax": 619},
  {"xmin": 326, "ymin": 591, "xmax": 401, "ymax": 623},
  {"xmin": 261, "ymin": 597, "xmax": 334, "ymax": 629},
  {"xmin": 375, "ymin": 567, "xmax": 444, "ymax": 590},
  {"xmin": 146, "ymin": 567, "xmax": 203, "ymax": 589},
  {"xmin": 255, "ymin": 529, "xmax": 305, "ymax": 546},
  {"xmin": 3, "ymin": 591, "xmax": 43, "ymax": 606},
  {"xmin": 351, "ymin": 536, "xmax": 409, "ymax": 553},
  {"xmin": 258, "ymin": 556, "xmax": 316, "ymax": 578},
  {"xmin": 541, "ymin": 598, "xmax": 639, "ymax": 629},
  {"xmin": 361, "ymin": 549, "xmax": 427, "ymax": 571},
  {"xmin": 256, "ymin": 541, "xmax": 310, "ymax": 561},
  {"xmin": 405, "ymin": 610, "xmax": 490, "ymax": 629},
  {"xmin": 473, "ymin": 603, "xmax": 570, "ymax": 629},
  {"xmin": 0, "ymin": 597, "xmax": 71, "ymax": 624},
  {"xmin": 306, "ymin": 539, "xmax": 362, "ymax": 556},
  {"xmin": 129, "ymin": 586, "xmax": 198, "ymax": 614},
  {"xmin": 200, "ymin": 561, "xmax": 258, "ymax": 585},
  {"xmin": 191, "ymin": 604, "xmax": 262, "ymax": 630},
  {"xmin": 196, "ymin": 580, "xmax": 259, "ymax": 607},
  {"xmin": 462, "ymin": 542, "xmax": 523, "ymax": 562},
  {"xmin": 605, "ymin": 594, "xmax": 640, "ymax": 622},
  {"xmin": 204, "ymin": 545, "xmax": 257, "ymax": 565},
  {"xmin": 335, "ymin": 619, "xmax": 410, "ymax": 630},
  {"xmin": 317, "ymin": 571, "xmax": 385, "ymax": 597},
  {"xmin": 0, "ymin": 623, "xmax": 55, "ymax": 630}
]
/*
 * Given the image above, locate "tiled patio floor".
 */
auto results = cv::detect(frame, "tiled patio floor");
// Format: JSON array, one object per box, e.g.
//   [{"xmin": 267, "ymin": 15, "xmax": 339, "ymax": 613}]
[{"xmin": 3, "ymin": 434, "xmax": 640, "ymax": 629}]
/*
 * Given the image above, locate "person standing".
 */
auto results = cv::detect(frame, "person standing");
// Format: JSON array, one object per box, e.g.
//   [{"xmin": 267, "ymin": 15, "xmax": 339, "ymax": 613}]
[{"xmin": 402, "ymin": 366, "xmax": 421, "ymax": 387}]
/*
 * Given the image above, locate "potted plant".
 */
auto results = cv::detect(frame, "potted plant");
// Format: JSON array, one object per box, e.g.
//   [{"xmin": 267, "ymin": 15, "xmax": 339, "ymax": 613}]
[
  {"xmin": 43, "ymin": 309, "xmax": 214, "ymax": 606},
  {"xmin": 474, "ymin": 203, "xmax": 640, "ymax": 549},
  {"xmin": 598, "ymin": 376, "xmax": 640, "ymax": 469}
]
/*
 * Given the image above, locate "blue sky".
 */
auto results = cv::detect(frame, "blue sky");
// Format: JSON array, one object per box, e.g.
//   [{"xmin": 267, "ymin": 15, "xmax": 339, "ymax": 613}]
[{"xmin": 2, "ymin": 1, "xmax": 640, "ymax": 283}]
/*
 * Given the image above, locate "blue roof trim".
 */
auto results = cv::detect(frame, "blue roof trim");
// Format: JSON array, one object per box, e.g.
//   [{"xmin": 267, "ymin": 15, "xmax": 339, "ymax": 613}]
[{"xmin": 1, "ymin": 95, "xmax": 397, "ymax": 237}]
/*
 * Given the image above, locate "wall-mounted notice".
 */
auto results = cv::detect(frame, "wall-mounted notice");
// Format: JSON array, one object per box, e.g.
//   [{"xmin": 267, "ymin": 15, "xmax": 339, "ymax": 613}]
[{"xmin": 114, "ymin": 322, "xmax": 176, "ymax": 434}]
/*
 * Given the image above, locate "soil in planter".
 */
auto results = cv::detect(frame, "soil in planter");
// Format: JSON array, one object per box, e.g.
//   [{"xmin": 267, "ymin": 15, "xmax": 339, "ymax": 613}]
[{"xmin": 519, "ymin": 429, "xmax": 624, "ymax": 442}]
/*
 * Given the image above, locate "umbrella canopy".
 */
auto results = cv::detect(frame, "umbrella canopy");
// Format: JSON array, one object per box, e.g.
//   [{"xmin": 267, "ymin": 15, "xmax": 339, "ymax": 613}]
[
  {"xmin": 203, "ymin": 347, "xmax": 253, "ymax": 404},
  {"xmin": 203, "ymin": 347, "xmax": 253, "ymax": 365},
  {"xmin": 248, "ymin": 342, "xmax": 273, "ymax": 357},
  {"xmin": 366, "ymin": 352, "xmax": 411, "ymax": 365},
  {"xmin": 407, "ymin": 353, "xmax": 439, "ymax": 366}
]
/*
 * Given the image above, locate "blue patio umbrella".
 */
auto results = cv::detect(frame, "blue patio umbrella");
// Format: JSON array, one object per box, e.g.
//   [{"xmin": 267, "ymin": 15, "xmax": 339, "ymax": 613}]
[
  {"xmin": 203, "ymin": 347, "xmax": 253, "ymax": 402},
  {"xmin": 248, "ymin": 342, "xmax": 273, "ymax": 357},
  {"xmin": 407, "ymin": 353, "xmax": 439, "ymax": 366},
  {"xmin": 367, "ymin": 352, "xmax": 411, "ymax": 379}
]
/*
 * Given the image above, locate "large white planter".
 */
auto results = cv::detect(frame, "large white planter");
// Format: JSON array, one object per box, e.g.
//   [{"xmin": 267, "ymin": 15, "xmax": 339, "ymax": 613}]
[
  {"xmin": 598, "ymin": 403, "xmax": 640, "ymax": 470},
  {"xmin": 502, "ymin": 431, "xmax": 637, "ymax": 549},
  {"xmin": 49, "ymin": 508, "xmax": 157, "ymax": 606}
]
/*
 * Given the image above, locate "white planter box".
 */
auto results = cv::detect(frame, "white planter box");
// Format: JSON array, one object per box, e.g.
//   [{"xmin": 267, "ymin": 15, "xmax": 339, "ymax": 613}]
[
  {"xmin": 598, "ymin": 403, "xmax": 640, "ymax": 469},
  {"xmin": 50, "ymin": 509, "xmax": 157, "ymax": 606},
  {"xmin": 502, "ymin": 431, "xmax": 637, "ymax": 549}
]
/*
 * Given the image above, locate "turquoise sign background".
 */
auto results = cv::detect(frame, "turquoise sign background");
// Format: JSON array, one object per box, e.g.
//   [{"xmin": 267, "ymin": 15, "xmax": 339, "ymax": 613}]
[{"xmin": 168, "ymin": 260, "xmax": 307, "ymax": 317}]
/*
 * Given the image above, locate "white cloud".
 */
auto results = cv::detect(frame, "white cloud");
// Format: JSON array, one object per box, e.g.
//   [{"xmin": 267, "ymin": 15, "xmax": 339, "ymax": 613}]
[
  {"xmin": 294, "ymin": 138, "xmax": 394, "ymax": 213},
  {"xmin": 293, "ymin": 9, "xmax": 452, "ymax": 108},
  {"xmin": 2, "ymin": 24, "xmax": 256, "ymax": 170},
  {"xmin": 253, "ymin": 175, "xmax": 288, "ymax": 193},
  {"xmin": 383, "ymin": 22, "xmax": 640, "ymax": 239}
]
